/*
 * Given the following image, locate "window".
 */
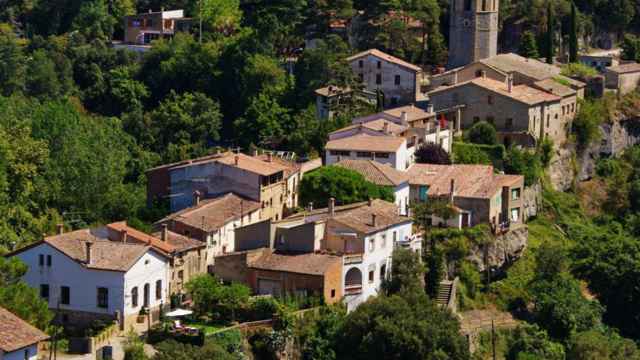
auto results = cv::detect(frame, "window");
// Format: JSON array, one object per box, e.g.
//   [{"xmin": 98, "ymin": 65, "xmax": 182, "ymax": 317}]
[
  {"xmin": 464, "ymin": 0, "xmax": 471, "ymax": 11},
  {"xmin": 375, "ymin": 152, "xmax": 390, "ymax": 159},
  {"xmin": 39, "ymin": 254, "xmax": 44, "ymax": 266},
  {"xmin": 330, "ymin": 150, "xmax": 350, "ymax": 156},
  {"xmin": 381, "ymin": 233, "xmax": 387, "ymax": 248},
  {"xmin": 380, "ymin": 264, "xmax": 387, "ymax": 281},
  {"xmin": 97, "ymin": 287, "xmax": 108, "ymax": 308},
  {"xmin": 511, "ymin": 208, "xmax": 520, "ymax": 222},
  {"xmin": 47, "ymin": 255, "xmax": 51, "ymax": 267},
  {"xmin": 395, "ymin": 75, "xmax": 401, "ymax": 86},
  {"xmin": 377, "ymin": 61, "xmax": 381, "ymax": 69},
  {"xmin": 482, "ymin": 0, "xmax": 487, "ymax": 11},
  {"xmin": 178, "ymin": 270, "xmax": 184, "ymax": 279},
  {"xmin": 331, "ymin": 289, "xmax": 336, "ymax": 298},
  {"xmin": 393, "ymin": 231, "xmax": 397, "ymax": 243},
  {"xmin": 376, "ymin": 74, "xmax": 382, "ymax": 85},
  {"xmin": 488, "ymin": 95, "xmax": 493, "ymax": 104},
  {"xmin": 357, "ymin": 151, "xmax": 373, "ymax": 158},
  {"xmin": 546, "ymin": 114, "xmax": 550, "ymax": 127},
  {"xmin": 132, "ymin": 287, "xmax": 138, "ymax": 307},
  {"xmin": 506, "ymin": 118, "xmax": 513, "ymax": 129},
  {"xmin": 156, "ymin": 280, "xmax": 162, "ymax": 300},
  {"xmin": 369, "ymin": 237, "xmax": 375, "ymax": 252},
  {"xmin": 511, "ymin": 188, "xmax": 521, "ymax": 200},
  {"xmin": 368, "ymin": 270, "xmax": 375, "ymax": 283},
  {"xmin": 61, "ymin": 286, "xmax": 70, "ymax": 305},
  {"xmin": 358, "ymin": 60, "xmax": 363, "ymax": 68},
  {"xmin": 486, "ymin": 116, "xmax": 495, "ymax": 125},
  {"xmin": 358, "ymin": 73, "xmax": 364, "ymax": 82},
  {"xmin": 562, "ymin": 106, "xmax": 566, "ymax": 115},
  {"xmin": 143, "ymin": 283, "xmax": 150, "ymax": 308},
  {"xmin": 473, "ymin": 116, "xmax": 480, "ymax": 124},
  {"xmin": 419, "ymin": 185, "xmax": 429, "ymax": 202},
  {"xmin": 40, "ymin": 284, "xmax": 49, "ymax": 299},
  {"xmin": 475, "ymin": 70, "xmax": 483, "ymax": 77}
]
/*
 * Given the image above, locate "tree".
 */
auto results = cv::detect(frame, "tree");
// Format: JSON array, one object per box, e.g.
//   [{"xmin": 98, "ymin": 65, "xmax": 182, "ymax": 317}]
[
  {"xmin": 154, "ymin": 339, "xmax": 235, "ymax": 360},
  {"xmin": 382, "ymin": 248, "xmax": 425, "ymax": 296},
  {"xmin": 464, "ymin": 121, "xmax": 497, "ymax": 145},
  {"xmin": 507, "ymin": 325, "xmax": 565, "ymax": 360},
  {"xmin": 569, "ymin": 1, "xmax": 578, "ymax": 63},
  {"xmin": 545, "ymin": 1, "xmax": 555, "ymax": 64},
  {"xmin": 234, "ymin": 93, "xmax": 291, "ymax": 149},
  {"xmin": 518, "ymin": 31, "xmax": 540, "ymax": 59},
  {"xmin": 299, "ymin": 166, "xmax": 394, "ymax": 208},
  {"xmin": 185, "ymin": 275, "xmax": 221, "ymax": 315},
  {"xmin": 621, "ymin": 34, "xmax": 640, "ymax": 62},
  {"xmin": 568, "ymin": 329, "xmax": 640, "ymax": 360},
  {"xmin": 219, "ymin": 282, "xmax": 250, "ymax": 322},
  {"xmin": 189, "ymin": 0, "xmax": 242, "ymax": 36},
  {"xmin": 504, "ymin": 147, "xmax": 543, "ymax": 186},
  {"xmin": 26, "ymin": 49, "xmax": 62, "ymax": 100},
  {"xmin": 0, "ymin": 33, "xmax": 25, "ymax": 96},
  {"xmin": 336, "ymin": 293, "xmax": 469, "ymax": 359},
  {"xmin": 71, "ymin": 0, "xmax": 115, "ymax": 41},
  {"xmin": 414, "ymin": 143, "xmax": 451, "ymax": 164}
]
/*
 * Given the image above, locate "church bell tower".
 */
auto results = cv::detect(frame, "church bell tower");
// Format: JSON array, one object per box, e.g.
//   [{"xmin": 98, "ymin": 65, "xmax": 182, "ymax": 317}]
[{"xmin": 447, "ymin": 0, "xmax": 499, "ymax": 69}]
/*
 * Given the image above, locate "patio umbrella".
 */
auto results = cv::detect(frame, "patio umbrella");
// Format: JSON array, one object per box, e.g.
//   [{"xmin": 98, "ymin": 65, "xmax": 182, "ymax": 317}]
[{"xmin": 164, "ymin": 308, "xmax": 193, "ymax": 318}]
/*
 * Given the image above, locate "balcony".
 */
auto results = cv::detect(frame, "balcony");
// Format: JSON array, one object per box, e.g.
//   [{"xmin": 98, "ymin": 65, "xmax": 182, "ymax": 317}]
[
  {"xmin": 343, "ymin": 254, "xmax": 363, "ymax": 265},
  {"xmin": 344, "ymin": 285, "xmax": 363, "ymax": 295}
]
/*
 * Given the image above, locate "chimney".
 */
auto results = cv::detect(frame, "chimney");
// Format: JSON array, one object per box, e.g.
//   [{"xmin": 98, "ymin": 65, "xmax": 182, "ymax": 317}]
[
  {"xmin": 120, "ymin": 229, "xmax": 128, "ymax": 243},
  {"xmin": 371, "ymin": 214, "xmax": 377, "ymax": 227},
  {"xmin": 308, "ymin": 202, "xmax": 314, "ymax": 211},
  {"xmin": 267, "ymin": 153, "xmax": 273, "ymax": 162},
  {"xmin": 329, "ymin": 197, "xmax": 335, "ymax": 217},
  {"xmin": 401, "ymin": 111, "xmax": 408, "ymax": 124},
  {"xmin": 449, "ymin": 178, "xmax": 456, "ymax": 204},
  {"xmin": 368, "ymin": 198, "xmax": 373, "ymax": 207},
  {"xmin": 383, "ymin": 122, "xmax": 389, "ymax": 134},
  {"xmin": 193, "ymin": 190, "xmax": 201, "ymax": 206},
  {"xmin": 507, "ymin": 75, "xmax": 514, "ymax": 93},
  {"xmin": 253, "ymin": 149, "xmax": 259, "ymax": 156},
  {"xmin": 426, "ymin": 103, "xmax": 434, "ymax": 114},
  {"xmin": 481, "ymin": 70, "xmax": 487, "ymax": 79},
  {"xmin": 234, "ymin": 155, "xmax": 239, "ymax": 166},
  {"xmin": 85, "ymin": 242, "xmax": 93, "ymax": 265},
  {"xmin": 56, "ymin": 223, "xmax": 64, "ymax": 235},
  {"xmin": 161, "ymin": 224, "xmax": 168, "ymax": 242}
]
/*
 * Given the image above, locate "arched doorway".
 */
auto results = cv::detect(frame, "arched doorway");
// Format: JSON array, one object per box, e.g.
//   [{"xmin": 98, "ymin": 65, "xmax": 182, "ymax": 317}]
[{"xmin": 345, "ymin": 267, "xmax": 363, "ymax": 295}]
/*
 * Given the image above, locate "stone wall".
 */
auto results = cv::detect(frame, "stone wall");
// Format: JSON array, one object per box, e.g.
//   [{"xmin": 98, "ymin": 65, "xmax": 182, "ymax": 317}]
[{"xmin": 466, "ymin": 226, "xmax": 528, "ymax": 272}]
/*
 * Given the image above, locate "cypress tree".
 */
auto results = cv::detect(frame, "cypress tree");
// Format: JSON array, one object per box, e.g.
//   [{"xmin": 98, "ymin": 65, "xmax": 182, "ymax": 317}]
[
  {"xmin": 569, "ymin": 1, "xmax": 578, "ymax": 62},
  {"xmin": 546, "ymin": 1, "xmax": 555, "ymax": 64}
]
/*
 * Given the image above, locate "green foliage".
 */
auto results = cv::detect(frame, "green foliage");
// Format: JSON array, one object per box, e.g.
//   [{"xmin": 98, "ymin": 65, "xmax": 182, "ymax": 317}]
[
  {"xmin": 0, "ymin": 33, "xmax": 25, "ymax": 96},
  {"xmin": 622, "ymin": 34, "xmax": 640, "ymax": 62},
  {"xmin": 296, "ymin": 306, "xmax": 346, "ymax": 360},
  {"xmin": 545, "ymin": 2, "xmax": 555, "ymax": 64},
  {"xmin": 464, "ymin": 121, "xmax": 497, "ymax": 145},
  {"xmin": 414, "ymin": 143, "xmax": 451, "ymax": 164},
  {"xmin": 425, "ymin": 246, "xmax": 445, "ymax": 299},
  {"xmin": 124, "ymin": 330, "xmax": 148, "ymax": 360},
  {"xmin": 299, "ymin": 166, "xmax": 394, "ymax": 208},
  {"xmin": 507, "ymin": 325, "xmax": 565, "ymax": 360},
  {"xmin": 153, "ymin": 339, "xmax": 235, "ymax": 360},
  {"xmin": 538, "ymin": 137, "xmax": 554, "ymax": 168},
  {"xmin": 569, "ymin": 2, "xmax": 578, "ymax": 63},
  {"xmin": 568, "ymin": 328, "xmax": 640, "ymax": 360},
  {"xmin": 185, "ymin": 275, "xmax": 251, "ymax": 322},
  {"xmin": 71, "ymin": 0, "xmax": 115, "ymax": 41},
  {"xmin": 504, "ymin": 147, "xmax": 543, "ymax": 186},
  {"xmin": 190, "ymin": 0, "xmax": 242, "ymax": 35},
  {"xmin": 518, "ymin": 31, "xmax": 540, "ymax": 58},
  {"xmin": 560, "ymin": 63, "xmax": 598, "ymax": 79},
  {"xmin": 573, "ymin": 98, "xmax": 606, "ymax": 149},
  {"xmin": 381, "ymin": 248, "xmax": 425, "ymax": 296},
  {"xmin": 452, "ymin": 142, "xmax": 506, "ymax": 167}
]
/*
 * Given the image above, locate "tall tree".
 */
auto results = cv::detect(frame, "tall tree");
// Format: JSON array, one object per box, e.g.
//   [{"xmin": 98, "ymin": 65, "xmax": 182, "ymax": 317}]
[
  {"xmin": 518, "ymin": 30, "xmax": 540, "ymax": 59},
  {"xmin": 546, "ymin": 1, "xmax": 555, "ymax": 64},
  {"xmin": 569, "ymin": 1, "xmax": 578, "ymax": 63}
]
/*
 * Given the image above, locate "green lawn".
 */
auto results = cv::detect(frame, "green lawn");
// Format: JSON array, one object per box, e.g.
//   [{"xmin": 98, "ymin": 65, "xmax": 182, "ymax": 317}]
[{"xmin": 184, "ymin": 320, "xmax": 228, "ymax": 335}]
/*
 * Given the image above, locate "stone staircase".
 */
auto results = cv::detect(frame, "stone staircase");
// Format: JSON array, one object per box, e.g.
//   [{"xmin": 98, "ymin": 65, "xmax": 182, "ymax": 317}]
[{"xmin": 436, "ymin": 278, "xmax": 458, "ymax": 312}]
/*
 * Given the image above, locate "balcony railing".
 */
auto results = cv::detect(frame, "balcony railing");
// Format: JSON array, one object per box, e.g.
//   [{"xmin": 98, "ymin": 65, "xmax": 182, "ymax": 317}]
[
  {"xmin": 343, "ymin": 254, "xmax": 363, "ymax": 265},
  {"xmin": 344, "ymin": 284, "xmax": 363, "ymax": 295}
]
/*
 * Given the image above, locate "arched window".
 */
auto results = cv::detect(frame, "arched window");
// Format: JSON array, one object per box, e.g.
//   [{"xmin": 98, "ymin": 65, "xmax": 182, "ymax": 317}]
[
  {"xmin": 482, "ymin": 0, "xmax": 487, "ymax": 11},
  {"xmin": 345, "ymin": 267, "xmax": 363, "ymax": 290},
  {"xmin": 143, "ymin": 283, "xmax": 150, "ymax": 308},
  {"xmin": 131, "ymin": 287, "xmax": 138, "ymax": 307},
  {"xmin": 155, "ymin": 280, "xmax": 162, "ymax": 300}
]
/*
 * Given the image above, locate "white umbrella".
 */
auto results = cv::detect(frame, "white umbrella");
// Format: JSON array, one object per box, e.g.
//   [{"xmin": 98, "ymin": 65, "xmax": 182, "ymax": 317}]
[{"xmin": 164, "ymin": 308, "xmax": 193, "ymax": 318}]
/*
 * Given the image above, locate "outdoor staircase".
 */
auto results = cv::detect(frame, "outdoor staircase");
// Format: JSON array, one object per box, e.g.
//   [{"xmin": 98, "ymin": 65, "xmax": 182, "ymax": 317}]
[{"xmin": 436, "ymin": 278, "xmax": 458, "ymax": 312}]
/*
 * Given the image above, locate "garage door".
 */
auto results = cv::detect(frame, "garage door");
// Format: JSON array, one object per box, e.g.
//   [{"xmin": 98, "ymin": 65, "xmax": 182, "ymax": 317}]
[{"xmin": 257, "ymin": 279, "xmax": 282, "ymax": 297}]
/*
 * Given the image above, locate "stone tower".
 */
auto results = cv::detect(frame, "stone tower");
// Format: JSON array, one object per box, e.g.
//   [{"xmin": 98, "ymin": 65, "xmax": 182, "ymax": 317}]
[{"xmin": 447, "ymin": 0, "xmax": 499, "ymax": 69}]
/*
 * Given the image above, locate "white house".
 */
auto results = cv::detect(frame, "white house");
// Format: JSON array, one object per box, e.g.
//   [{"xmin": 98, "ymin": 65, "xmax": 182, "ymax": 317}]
[
  {"xmin": 334, "ymin": 159, "xmax": 410, "ymax": 215},
  {"xmin": 9, "ymin": 227, "xmax": 170, "ymax": 331},
  {"xmin": 0, "ymin": 307, "xmax": 49, "ymax": 360},
  {"xmin": 325, "ymin": 133, "xmax": 411, "ymax": 170}
]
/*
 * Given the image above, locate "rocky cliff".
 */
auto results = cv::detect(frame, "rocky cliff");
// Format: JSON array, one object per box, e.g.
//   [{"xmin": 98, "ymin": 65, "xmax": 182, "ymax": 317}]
[{"xmin": 466, "ymin": 226, "xmax": 529, "ymax": 273}]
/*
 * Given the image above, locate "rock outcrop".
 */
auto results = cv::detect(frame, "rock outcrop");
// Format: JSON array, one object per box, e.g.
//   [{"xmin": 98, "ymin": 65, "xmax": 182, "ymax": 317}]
[{"xmin": 466, "ymin": 226, "xmax": 529, "ymax": 273}]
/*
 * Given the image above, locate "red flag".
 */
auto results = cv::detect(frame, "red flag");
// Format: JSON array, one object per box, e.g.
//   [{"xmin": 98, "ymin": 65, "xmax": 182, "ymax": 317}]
[{"xmin": 439, "ymin": 113, "xmax": 447, "ymax": 129}]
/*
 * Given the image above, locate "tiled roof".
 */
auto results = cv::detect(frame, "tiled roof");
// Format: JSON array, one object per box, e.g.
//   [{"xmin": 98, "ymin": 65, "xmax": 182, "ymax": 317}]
[
  {"xmin": 331, "ymin": 119, "xmax": 408, "ymax": 137},
  {"xmin": 331, "ymin": 199, "xmax": 411, "ymax": 234},
  {"xmin": 107, "ymin": 222, "xmax": 176, "ymax": 254},
  {"xmin": 325, "ymin": 133, "xmax": 406, "ymax": 152},
  {"xmin": 44, "ymin": 229, "xmax": 153, "ymax": 272},
  {"xmin": 430, "ymin": 77, "xmax": 561, "ymax": 105},
  {"xmin": 150, "ymin": 230, "xmax": 205, "ymax": 253},
  {"xmin": 480, "ymin": 53, "xmax": 561, "ymax": 81},
  {"xmin": 383, "ymin": 105, "xmax": 435, "ymax": 122},
  {"xmin": 249, "ymin": 250, "xmax": 341, "ymax": 276},
  {"xmin": 0, "ymin": 307, "xmax": 49, "ymax": 352},
  {"xmin": 335, "ymin": 160, "xmax": 409, "ymax": 186},
  {"xmin": 347, "ymin": 49, "xmax": 422, "ymax": 72},
  {"xmin": 607, "ymin": 62, "xmax": 640, "ymax": 74},
  {"xmin": 158, "ymin": 193, "xmax": 261, "ymax": 232},
  {"xmin": 205, "ymin": 153, "xmax": 288, "ymax": 177},
  {"xmin": 407, "ymin": 164, "xmax": 523, "ymax": 199},
  {"xmin": 253, "ymin": 154, "xmax": 301, "ymax": 178},
  {"xmin": 533, "ymin": 79, "xmax": 576, "ymax": 98}
]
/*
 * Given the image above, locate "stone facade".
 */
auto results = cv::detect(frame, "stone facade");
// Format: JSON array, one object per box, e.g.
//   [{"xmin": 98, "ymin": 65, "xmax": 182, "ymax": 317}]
[{"xmin": 448, "ymin": 0, "xmax": 499, "ymax": 69}]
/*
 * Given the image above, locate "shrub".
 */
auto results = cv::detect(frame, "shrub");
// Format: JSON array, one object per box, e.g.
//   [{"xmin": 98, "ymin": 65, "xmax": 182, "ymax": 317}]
[
  {"xmin": 504, "ymin": 147, "xmax": 543, "ymax": 186},
  {"xmin": 453, "ymin": 142, "xmax": 505, "ymax": 167},
  {"xmin": 250, "ymin": 296, "xmax": 280, "ymax": 320},
  {"xmin": 573, "ymin": 99, "xmax": 605, "ymax": 149},
  {"xmin": 560, "ymin": 63, "xmax": 598, "ymax": 79},
  {"xmin": 464, "ymin": 121, "xmax": 497, "ymax": 145},
  {"xmin": 415, "ymin": 143, "xmax": 451, "ymax": 164}
]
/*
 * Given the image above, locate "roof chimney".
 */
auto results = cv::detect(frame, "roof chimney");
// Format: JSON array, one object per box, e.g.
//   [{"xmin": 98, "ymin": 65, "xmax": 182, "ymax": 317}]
[
  {"xmin": 329, "ymin": 197, "xmax": 335, "ymax": 217},
  {"xmin": 507, "ymin": 75, "xmax": 513, "ymax": 93},
  {"xmin": 426, "ymin": 103, "xmax": 434, "ymax": 114},
  {"xmin": 234, "ymin": 155, "xmax": 239, "ymax": 166},
  {"xmin": 121, "ymin": 229, "xmax": 128, "ymax": 243},
  {"xmin": 161, "ymin": 224, "xmax": 168, "ymax": 242},
  {"xmin": 401, "ymin": 111, "xmax": 408, "ymax": 124},
  {"xmin": 57, "ymin": 223, "xmax": 64, "ymax": 235},
  {"xmin": 308, "ymin": 202, "xmax": 314, "ymax": 211},
  {"xmin": 383, "ymin": 122, "xmax": 389, "ymax": 134},
  {"xmin": 481, "ymin": 70, "xmax": 487, "ymax": 79},
  {"xmin": 85, "ymin": 242, "xmax": 93, "ymax": 265},
  {"xmin": 368, "ymin": 198, "xmax": 373, "ymax": 207},
  {"xmin": 253, "ymin": 149, "xmax": 259, "ymax": 156},
  {"xmin": 267, "ymin": 153, "xmax": 273, "ymax": 162},
  {"xmin": 193, "ymin": 190, "xmax": 201, "ymax": 206},
  {"xmin": 371, "ymin": 214, "xmax": 377, "ymax": 227},
  {"xmin": 449, "ymin": 178, "xmax": 456, "ymax": 204}
]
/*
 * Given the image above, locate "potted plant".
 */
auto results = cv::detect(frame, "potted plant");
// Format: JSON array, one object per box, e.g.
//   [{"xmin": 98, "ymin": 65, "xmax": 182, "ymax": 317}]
[{"xmin": 137, "ymin": 307, "xmax": 148, "ymax": 323}]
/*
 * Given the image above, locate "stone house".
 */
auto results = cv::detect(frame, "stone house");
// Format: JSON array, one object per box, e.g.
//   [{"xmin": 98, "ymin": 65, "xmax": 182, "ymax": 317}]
[
  {"xmin": 347, "ymin": 49, "xmax": 422, "ymax": 107},
  {"xmin": 407, "ymin": 164, "xmax": 524, "ymax": 233},
  {"xmin": 325, "ymin": 133, "xmax": 411, "ymax": 170},
  {"xmin": 8, "ymin": 227, "xmax": 171, "ymax": 331},
  {"xmin": 146, "ymin": 152, "xmax": 301, "ymax": 221},
  {"xmin": 605, "ymin": 63, "xmax": 640, "ymax": 95},
  {"xmin": 579, "ymin": 54, "xmax": 618, "ymax": 72},
  {"xmin": 0, "ymin": 306, "xmax": 49, "ymax": 360},
  {"xmin": 124, "ymin": 9, "xmax": 191, "ymax": 45},
  {"xmin": 314, "ymin": 86, "xmax": 377, "ymax": 120},
  {"xmin": 154, "ymin": 192, "xmax": 262, "ymax": 270},
  {"xmin": 334, "ymin": 159, "xmax": 410, "ymax": 215}
]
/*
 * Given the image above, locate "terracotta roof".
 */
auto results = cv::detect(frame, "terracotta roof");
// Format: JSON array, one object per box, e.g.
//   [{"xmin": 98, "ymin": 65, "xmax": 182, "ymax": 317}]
[
  {"xmin": 330, "ymin": 199, "xmax": 411, "ymax": 234},
  {"xmin": 150, "ymin": 230, "xmax": 204, "ymax": 253},
  {"xmin": 607, "ymin": 62, "xmax": 640, "ymax": 74},
  {"xmin": 480, "ymin": 53, "xmax": 561, "ymax": 81},
  {"xmin": 165, "ymin": 152, "xmax": 287, "ymax": 177},
  {"xmin": 334, "ymin": 160, "xmax": 409, "ymax": 186},
  {"xmin": 253, "ymin": 154, "xmax": 301, "ymax": 178},
  {"xmin": 0, "ymin": 307, "xmax": 49, "ymax": 352},
  {"xmin": 158, "ymin": 193, "xmax": 261, "ymax": 232},
  {"xmin": 249, "ymin": 250, "xmax": 341, "ymax": 276},
  {"xmin": 107, "ymin": 222, "xmax": 176, "ymax": 254},
  {"xmin": 554, "ymin": 75, "xmax": 586, "ymax": 89},
  {"xmin": 383, "ymin": 105, "xmax": 435, "ymax": 122},
  {"xmin": 533, "ymin": 79, "xmax": 576, "ymax": 98},
  {"xmin": 347, "ymin": 49, "xmax": 422, "ymax": 72},
  {"xmin": 430, "ymin": 77, "xmax": 561, "ymax": 105},
  {"xmin": 43, "ymin": 229, "xmax": 154, "ymax": 272},
  {"xmin": 407, "ymin": 164, "xmax": 523, "ymax": 199},
  {"xmin": 325, "ymin": 133, "xmax": 406, "ymax": 152},
  {"xmin": 331, "ymin": 119, "xmax": 408, "ymax": 137}
]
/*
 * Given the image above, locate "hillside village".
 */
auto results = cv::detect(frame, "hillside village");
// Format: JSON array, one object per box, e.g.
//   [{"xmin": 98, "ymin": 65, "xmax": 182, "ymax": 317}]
[{"xmin": 4, "ymin": 0, "xmax": 640, "ymax": 359}]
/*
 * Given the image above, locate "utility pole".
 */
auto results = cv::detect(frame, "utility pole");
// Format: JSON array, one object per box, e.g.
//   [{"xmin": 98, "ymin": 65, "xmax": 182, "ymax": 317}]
[{"xmin": 491, "ymin": 319, "xmax": 497, "ymax": 360}]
